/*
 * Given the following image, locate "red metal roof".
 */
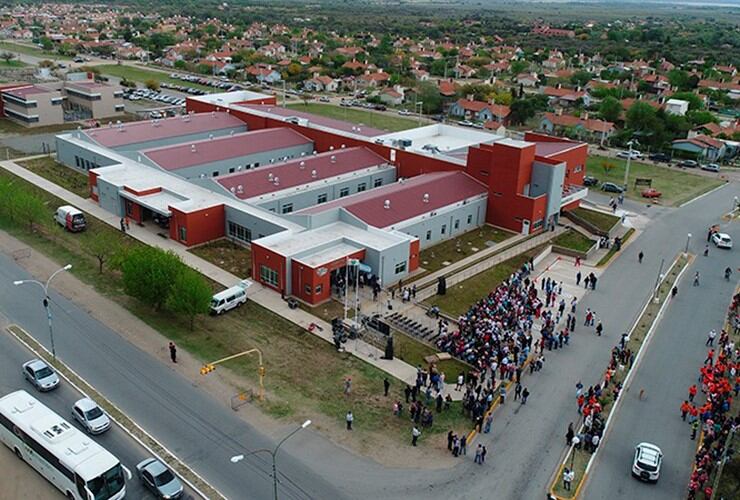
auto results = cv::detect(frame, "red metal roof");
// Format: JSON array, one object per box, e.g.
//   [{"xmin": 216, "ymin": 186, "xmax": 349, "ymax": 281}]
[
  {"xmin": 216, "ymin": 147, "xmax": 387, "ymax": 199},
  {"xmin": 83, "ymin": 112, "xmax": 245, "ymax": 148},
  {"xmin": 534, "ymin": 141, "xmax": 582, "ymax": 157},
  {"xmin": 3, "ymin": 85, "xmax": 55, "ymax": 98},
  {"xmin": 142, "ymin": 127, "xmax": 313, "ymax": 171},
  {"xmin": 299, "ymin": 171, "xmax": 487, "ymax": 228},
  {"xmin": 241, "ymin": 104, "xmax": 389, "ymax": 137}
]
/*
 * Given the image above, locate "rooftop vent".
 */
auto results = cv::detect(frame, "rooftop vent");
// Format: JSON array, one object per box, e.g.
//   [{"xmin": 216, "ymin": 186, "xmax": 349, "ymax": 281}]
[
  {"xmin": 209, "ymin": 134, "xmax": 214, "ymax": 140},
  {"xmin": 329, "ymin": 145, "xmax": 334, "ymax": 151},
  {"xmin": 398, "ymin": 177, "xmax": 405, "ymax": 184},
  {"xmin": 230, "ymin": 130, "xmax": 234, "ymax": 136},
  {"xmin": 273, "ymin": 176, "xmax": 280, "ymax": 186},
  {"xmin": 107, "ymin": 121, "xmax": 112, "ymax": 128},
  {"xmin": 268, "ymin": 172, "xmax": 274, "ymax": 181},
  {"xmin": 191, "ymin": 144, "xmax": 197, "ymax": 153},
  {"xmin": 383, "ymin": 199, "xmax": 391, "ymax": 209},
  {"xmin": 330, "ymin": 155, "xmax": 336, "ymax": 163},
  {"xmin": 299, "ymin": 161, "xmax": 305, "ymax": 169},
  {"xmin": 137, "ymin": 155, "xmax": 141, "ymax": 162},
  {"xmin": 230, "ymin": 186, "xmax": 236, "ymax": 193},
  {"xmin": 341, "ymin": 144, "xmax": 346, "ymax": 149},
  {"xmin": 237, "ymin": 165, "xmax": 243, "ymax": 171},
  {"xmin": 311, "ymin": 169, "xmax": 317, "ymax": 178},
  {"xmin": 237, "ymin": 184, "xmax": 243, "ymax": 194},
  {"xmin": 423, "ymin": 193, "xmax": 429, "ymax": 203}
]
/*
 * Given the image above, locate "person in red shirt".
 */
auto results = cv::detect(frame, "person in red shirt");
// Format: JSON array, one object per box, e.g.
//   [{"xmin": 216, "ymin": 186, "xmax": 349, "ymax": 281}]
[
  {"xmin": 688, "ymin": 384, "xmax": 697, "ymax": 402},
  {"xmin": 705, "ymin": 349, "xmax": 714, "ymax": 365},
  {"xmin": 680, "ymin": 400, "xmax": 691, "ymax": 421}
]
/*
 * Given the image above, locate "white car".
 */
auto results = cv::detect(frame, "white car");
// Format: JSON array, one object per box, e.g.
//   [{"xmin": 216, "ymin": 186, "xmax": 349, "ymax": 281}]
[
  {"xmin": 617, "ymin": 150, "xmax": 643, "ymax": 160},
  {"xmin": 632, "ymin": 442, "xmax": 663, "ymax": 482},
  {"xmin": 398, "ymin": 109, "xmax": 411, "ymax": 116},
  {"xmin": 712, "ymin": 232, "xmax": 733, "ymax": 249},
  {"xmin": 72, "ymin": 398, "xmax": 111, "ymax": 435},
  {"xmin": 22, "ymin": 359, "xmax": 60, "ymax": 392}
]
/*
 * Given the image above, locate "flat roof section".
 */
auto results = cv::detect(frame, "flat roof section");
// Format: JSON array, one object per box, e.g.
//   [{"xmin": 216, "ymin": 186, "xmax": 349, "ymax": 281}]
[
  {"xmin": 299, "ymin": 171, "xmax": 487, "ymax": 229},
  {"xmin": 216, "ymin": 147, "xmax": 388, "ymax": 200},
  {"xmin": 4, "ymin": 84, "xmax": 55, "ymax": 98},
  {"xmin": 141, "ymin": 127, "xmax": 312, "ymax": 172},
  {"xmin": 534, "ymin": 141, "xmax": 584, "ymax": 157},
  {"xmin": 240, "ymin": 104, "xmax": 388, "ymax": 138},
  {"xmin": 293, "ymin": 242, "xmax": 363, "ymax": 268},
  {"xmin": 82, "ymin": 112, "xmax": 245, "ymax": 148}
]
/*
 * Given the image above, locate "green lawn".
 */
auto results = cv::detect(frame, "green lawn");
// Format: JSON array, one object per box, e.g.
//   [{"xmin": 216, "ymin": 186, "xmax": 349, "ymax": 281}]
[
  {"xmin": 286, "ymin": 102, "xmax": 419, "ymax": 132},
  {"xmin": 18, "ymin": 157, "xmax": 89, "ymax": 198},
  {"xmin": 571, "ymin": 207, "xmax": 620, "ymax": 234},
  {"xmin": 418, "ymin": 225, "xmax": 514, "ymax": 274},
  {"xmin": 0, "ymin": 59, "xmax": 27, "ymax": 68},
  {"xmin": 427, "ymin": 246, "xmax": 546, "ymax": 317},
  {"xmin": 0, "ymin": 168, "xmax": 471, "ymax": 449},
  {"xmin": 95, "ymin": 64, "xmax": 212, "ymax": 91},
  {"xmin": 552, "ymin": 229, "xmax": 595, "ymax": 253},
  {"xmin": 393, "ymin": 330, "xmax": 471, "ymax": 377},
  {"xmin": 587, "ymin": 155, "xmax": 724, "ymax": 206},
  {"xmin": 0, "ymin": 41, "xmax": 72, "ymax": 60}
]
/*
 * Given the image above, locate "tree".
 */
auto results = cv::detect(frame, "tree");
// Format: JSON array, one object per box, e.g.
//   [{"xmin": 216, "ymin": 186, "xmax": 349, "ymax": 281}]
[
  {"xmin": 166, "ymin": 267, "xmax": 212, "ymax": 330},
  {"xmin": 84, "ymin": 228, "xmax": 119, "ymax": 274},
  {"xmin": 11, "ymin": 190, "xmax": 46, "ymax": 231},
  {"xmin": 670, "ymin": 92, "xmax": 703, "ymax": 111},
  {"xmin": 121, "ymin": 246, "xmax": 182, "ymax": 311},
  {"xmin": 493, "ymin": 91, "xmax": 513, "ymax": 106},
  {"xmin": 415, "ymin": 81, "xmax": 443, "ymax": 114},
  {"xmin": 0, "ymin": 51, "xmax": 14, "ymax": 64},
  {"xmin": 40, "ymin": 36, "xmax": 53, "ymax": 51},
  {"xmin": 687, "ymin": 110, "xmax": 718, "ymax": 126},
  {"xmin": 570, "ymin": 70, "xmax": 592, "ymax": 87},
  {"xmin": 38, "ymin": 59, "xmax": 55, "ymax": 68},
  {"xmin": 599, "ymin": 96, "xmax": 622, "ymax": 123},
  {"xmin": 626, "ymin": 101, "xmax": 658, "ymax": 132},
  {"xmin": 601, "ymin": 160, "xmax": 615, "ymax": 175},
  {"xmin": 144, "ymin": 79, "xmax": 160, "ymax": 91},
  {"xmin": 174, "ymin": 59, "xmax": 186, "ymax": 70},
  {"xmin": 510, "ymin": 60, "xmax": 528, "ymax": 75},
  {"xmin": 668, "ymin": 69, "xmax": 691, "ymax": 91}
]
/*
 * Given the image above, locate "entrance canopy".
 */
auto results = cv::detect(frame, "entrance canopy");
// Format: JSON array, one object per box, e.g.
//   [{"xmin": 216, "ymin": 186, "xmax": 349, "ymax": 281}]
[{"xmin": 120, "ymin": 190, "xmax": 185, "ymax": 217}]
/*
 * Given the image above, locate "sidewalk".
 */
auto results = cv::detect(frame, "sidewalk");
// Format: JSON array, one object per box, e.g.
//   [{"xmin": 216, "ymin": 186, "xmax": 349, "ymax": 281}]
[{"xmin": 0, "ymin": 158, "xmax": 428, "ymax": 389}]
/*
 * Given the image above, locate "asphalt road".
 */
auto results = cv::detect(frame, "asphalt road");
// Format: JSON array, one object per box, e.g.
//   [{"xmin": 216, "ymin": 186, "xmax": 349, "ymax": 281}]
[
  {"xmin": 0, "ymin": 322, "xmax": 178, "ymax": 500},
  {"xmin": 582, "ymin": 212, "xmax": 740, "ymax": 499},
  {"xmin": 0, "ymin": 252, "xmax": 342, "ymax": 500}
]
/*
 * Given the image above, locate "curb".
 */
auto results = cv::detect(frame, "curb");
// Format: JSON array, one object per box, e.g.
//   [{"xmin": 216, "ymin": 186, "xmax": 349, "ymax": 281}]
[{"xmin": 5, "ymin": 324, "xmax": 223, "ymax": 500}]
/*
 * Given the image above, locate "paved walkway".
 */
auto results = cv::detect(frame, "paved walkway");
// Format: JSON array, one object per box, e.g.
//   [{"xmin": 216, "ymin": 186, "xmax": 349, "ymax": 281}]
[{"xmin": 0, "ymin": 158, "xmax": 428, "ymax": 389}]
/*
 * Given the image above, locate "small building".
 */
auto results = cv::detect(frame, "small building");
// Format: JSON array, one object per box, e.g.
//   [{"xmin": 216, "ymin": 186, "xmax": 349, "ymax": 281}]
[
  {"xmin": 671, "ymin": 135, "xmax": 726, "ymax": 162},
  {"xmin": 1, "ymin": 84, "xmax": 64, "ymax": 127},
  {"xmin": 379, "ymin": 88, "xmax": 404, "ymax": 106},
  {"xmin": 664, "ymin": 99, "xmax": 690, "ymax": 116}
]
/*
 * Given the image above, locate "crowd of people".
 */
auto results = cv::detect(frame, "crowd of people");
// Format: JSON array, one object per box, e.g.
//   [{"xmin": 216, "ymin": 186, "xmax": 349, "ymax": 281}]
[{"xmin": 685, "ymin": 298, "xmax": 740, "ymax": 499}]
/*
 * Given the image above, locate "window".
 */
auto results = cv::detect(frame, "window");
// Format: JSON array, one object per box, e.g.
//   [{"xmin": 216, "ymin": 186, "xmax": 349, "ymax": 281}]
[
  {"xmin": 441, "ymin": 224, "xmax": 446, "ymax": 235},
  {"xmin": 426, "ymin": 230, "xmax": 431, "ymax": 241},
  {"xmin": 281, "ymin": 203, "xmax": 293, "ymax": 214},
  {"xmin": 357, "ymin": 182, "xmax": 366, "ymax": 192},
  {"xmin": 229, "ymin": 167, "xmax": 235, "ymax": 174},
  {"xmin": 315, "ymin": 284, "xmax": 323, "ymax": 294},
  {"xmin": 454, "ymin": 219, "xmax": 460, "ymax": 230},
  {"xmin": 228, "ymin": 221, "xmax": 252, "ymax": 242},
  {"xmin": 114, "ymin": 104, "xmax": 125, "ymax": 111},
  {"xmin": 467, "ymin": 214, "xmax": 473, "ymax": 224},
  {"xmin": 373, "ymin": 178, "xmax": 383, "ymax": 188},
  {"xmin": 125, "ymin": 201, "xmax": 133, "ymax": 216},
  {"xmin": 317, "ymin": 193, "xmax": 328, "ymax": 204},
  {"xmin": 339, "ymin": 187, "xmax": 350, "ymax": 197},
  {"xmin": 574, "ymin": 165, "xmax": 583, "ymax": 173},
  {"xmin": 179, "ymin": 226, "xmax": 187, "ymax": 242},
  {"xmin": 212, "ymin": 171, "xmax": 219, "ymax": 177},
  {"xmin": 394, "ymin": 261, "xmax": 406, "ymax": 274},
  {"xmin": 305, "ymin": 284, "xmax": 312, "ymax": 296},
  {"xmin": 260, "ymin": 265, "xmax": 279, "ymax": 287},
  {"xmin": 479, "ymin": 169, "xmax": 489, "ymax": 176},
  {"xmin": 75, "ymin": 156, "xmax": 81, "ymax": 168}
]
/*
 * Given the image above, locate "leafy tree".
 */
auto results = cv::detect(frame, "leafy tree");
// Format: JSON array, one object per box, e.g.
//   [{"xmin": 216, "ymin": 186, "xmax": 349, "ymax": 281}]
[
  {"xmin": 570, "ymin": 70, "xmax": 592, "ymax": 87},
  {"xmin": 668, "ymin": 69, "xmax": 691, "ymax": 91},
  {"xmin": 414, "ymin": 81, "xmax": 442, "ymax": 114},
  {"xmin": 687, "ymin": 110, "xmax": 718, "ymax": 126},
  {"xmin": 145, "ymin": 79, "xmax": 160, "ymax": 91},
  {"xmin": 174, "ymin": 59, "xmax": 186, "ymax": 70},
  {"xmin": 38, "ymin": 59, "xmax": 55, "ymax": 68},
  {"xmin": 670, "ymin": 91, "xmax": 703, "ymax": 111},
  {"xmin": 509, "ymin": 95, "xmax": 547, "ymax": 125},
  {"xmin": 493, "ymin": 91, "xmax": 512, "ymax": 106},
  {"xmin": 510, "ymin": 60, "xmax": 528, "ymax": 75},
  {"xmin": 84, "ymin": 228, "xmax": 119, "ymax": 274},
  {"xmin": 40, "ymin": 36, "xmax": 53, "ymax": 51},
  {"xmin": 13, "ymin": 191, "xmax": 46, "ymax": 231},
  {"xmin": 121, "ymin": 246, "xmax": 182, "ymax": 311},
  {"xmin": 626, "ymin": 101, "xmax": 658, "ymax": 132},
  {"xmin": 0, "ymin": 51, "xmax": 14, "ymax": 63},
  {"xmin": 601, "ymin": 160, "xmax": 615, "ymax": 175},
  {"xmin": 166, "ymin": 267, "xmax": 212, "ymax": 330},
  {"xmin": 599, "ymin": 97, "xmax": 622, "ymax": 123}
]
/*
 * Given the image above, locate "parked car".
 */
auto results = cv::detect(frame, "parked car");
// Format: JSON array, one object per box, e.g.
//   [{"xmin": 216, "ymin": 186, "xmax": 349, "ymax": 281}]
[
  {"xmin": 210, "ymin": 280, "xmax": 251, "ymax": 315},
  {"xmin": 398, "ymin": 109, "xmax": 411, "ymax": 116},
  {"xmin": 601, "ymin": 182, "xmax": 625, "ymax": 193},
  {"xmin": 583, "ymin": 175, "xmax": 599, "ymax": 187},
  {"xmin": 617, "ymin": 150, "xmax": 643, "ymax": 160},
  {"xmin": 72, "ymin": 398, "xmax": 111, "ymax": 435},
  {"xmin": 711, "ymin": 232, "xmax": 733, "ymax": 249},
  {"xmin": 632, "ymin": 442, "xmax": 663, "ymax": 482},
  {"xmin": 701, "ymin": 163, "xmax": 720, "ymax": 172},
  {"xmin": 54, "ymin": 205, "xmax": 86, "ymax": 232},
  {"xmin": 22, "ymin": 359, "xmax": 60, "ymax": 392},
  {"xmin": 648, "ymin": 153, "xmax": 671, "ymax": 163},
  {"xmin": 318, "ymin": 96, "xmax": 330, "ymax": 102},
  {"xmin": 458, "ymin": 120, "xmax": 474, "ymax": 127},
  {"xmin": 678, "ymin": 159, "xmax": 698, "ymax": 168},
  {"xmin": 641, "ymin": 188, "xmax": 662, "ymax": 199},
  {"xmin": 136, "ymin": 458, "xmax": 184, "ymax": 499},
  {"xmin": 73, "ymin": 56, "xmax": 84, "ymax": 63}
]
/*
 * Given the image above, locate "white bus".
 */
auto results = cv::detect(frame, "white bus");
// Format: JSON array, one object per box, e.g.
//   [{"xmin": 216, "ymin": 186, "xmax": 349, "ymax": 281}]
[{"xmin": 0, "ymin": 390, "xmax": 130, "ymax": 500}]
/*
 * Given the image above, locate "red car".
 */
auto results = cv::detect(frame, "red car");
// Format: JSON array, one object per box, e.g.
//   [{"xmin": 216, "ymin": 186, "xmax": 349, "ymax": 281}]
[{"xmin": 641, "ymin": 188, "xmax": 662, "ymax": 199}]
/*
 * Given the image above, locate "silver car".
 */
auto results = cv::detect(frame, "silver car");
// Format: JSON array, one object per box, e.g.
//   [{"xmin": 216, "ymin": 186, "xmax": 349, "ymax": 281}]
[
  {"xmin": 72, "ymin": 398, "xmax": 111, "ymax": 435},
  {"xmin": 136, "ymin": 458, "xmax": 184, "ymax": 499},
  {"xmin": 22, "ymin": 359, "xmax": 59, "ymax": 392}
]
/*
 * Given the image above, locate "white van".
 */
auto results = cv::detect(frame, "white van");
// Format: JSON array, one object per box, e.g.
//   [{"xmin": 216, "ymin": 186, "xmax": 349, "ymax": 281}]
[
  {"xmin": 54, "ymin": 205, "xmax": 86, "ymax": 232},
  {"xmin": 210, "ymin": 280, "xmax": 251, "ymax": 315}
]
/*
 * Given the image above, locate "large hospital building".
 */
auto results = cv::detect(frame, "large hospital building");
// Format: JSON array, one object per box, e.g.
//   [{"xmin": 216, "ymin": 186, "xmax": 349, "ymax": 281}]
[{"xmin": 55, "ymin": 90, "xmax": 588, "ymax": 305}]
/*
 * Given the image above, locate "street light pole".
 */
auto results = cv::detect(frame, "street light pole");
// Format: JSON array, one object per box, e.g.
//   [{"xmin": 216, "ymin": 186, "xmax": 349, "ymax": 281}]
[
  {"xmin": 231, "ymin": 420, "xmax": 311, "ymax": 500},
  {"xmin": 13, "ymin": 264, "xmax": 72, "ymax": 360},
  {"xmin": 623, "ymin": 140, "xmax": 634, "ymax": 189},
  {"xmin": 685, "ymin": 233, "xmax": 692, "ymax": 256}
]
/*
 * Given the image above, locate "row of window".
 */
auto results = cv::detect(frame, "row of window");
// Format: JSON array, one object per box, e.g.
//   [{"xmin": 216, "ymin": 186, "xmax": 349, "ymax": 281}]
[
  {"xmin": 66, "ymin": 88, "xmax": 102, "ymax": 101},
  {"xmin": 304, "ymin": 284, "xmax": 323, "ymax": 296},
  {"xmin": 260, "ymin": 265, "xmax": 279, "ymax": 287},
  {"xmin": 4, "ymin": 107, "xmax": 39, "ymax": 122},
  {"xmin": 422, "ymin": 214, "xmax": 474, "ymax": 241},
  {"xmin": 228, "ymin": 221, "xmax": 253, "ymax": 243},
  {"xmin": 3, "ymin": 94, "xmax": 37, "ymax": 108},
  {"xmin": 0, "ymin": 412, "xmax": 76, "ymax": 482},
  {"xmin": 74, "ymin": 155, "xmax": 100, "ymax": 171},
  {"xmin": 272, "ymin": 178, "xmax": 382, "ymax": 213}
]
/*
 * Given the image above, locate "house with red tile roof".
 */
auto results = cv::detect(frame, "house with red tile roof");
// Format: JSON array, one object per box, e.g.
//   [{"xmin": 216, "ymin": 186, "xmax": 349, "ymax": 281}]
[
  {"xmin": 540, "ymin": 111, "xmax": 615, "ymax": 143},
  {"xmin": 672, "ymin": 134, "xmax": 727, "ymax": 161},
  {"xmin": 358, "ymin": 70, "xmax": 390, "ymax": 88},
  {"xmin": 449, "ymin": 98, "xmax": 511, "ymax": 124}
]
